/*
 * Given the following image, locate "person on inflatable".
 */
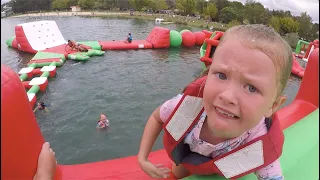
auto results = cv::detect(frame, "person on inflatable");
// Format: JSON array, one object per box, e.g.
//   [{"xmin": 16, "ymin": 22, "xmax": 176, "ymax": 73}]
[
  {"xmin": 125, "ymin": 33, "xmax": 132, "ymax": 43},
  {"xmin": 138, "ymin": 24, "xmax": 293, "ymax": 180},
  {"xmin": 67, "ymin": 40, "xmax": 88, "ymax": 52},
  {"xmin": 97, "ymin": 113, "xmax": 110, "ymax": 129}
]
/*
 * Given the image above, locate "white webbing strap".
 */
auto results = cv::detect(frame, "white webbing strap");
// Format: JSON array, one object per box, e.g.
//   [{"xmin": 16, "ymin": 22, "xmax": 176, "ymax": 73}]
[
  {"xmin": 165, "ymin": 95, "xmax": 203, "ymax": 141},
  {"xmin": 214, "ymin": 140, "xmax": 264, "ymax": 178}
]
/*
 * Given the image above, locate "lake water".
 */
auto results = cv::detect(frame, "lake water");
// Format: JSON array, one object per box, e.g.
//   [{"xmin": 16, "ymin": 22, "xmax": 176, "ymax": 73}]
[{"xmin": 1, "ymin": 15, "xmax": 302, "ymax": 165}]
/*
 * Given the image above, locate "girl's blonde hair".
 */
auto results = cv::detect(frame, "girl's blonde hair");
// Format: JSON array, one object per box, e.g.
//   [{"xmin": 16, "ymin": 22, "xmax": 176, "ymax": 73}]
[{"xmin": 198, "ymin": 24, "xmax": 293, "ymax": 98}]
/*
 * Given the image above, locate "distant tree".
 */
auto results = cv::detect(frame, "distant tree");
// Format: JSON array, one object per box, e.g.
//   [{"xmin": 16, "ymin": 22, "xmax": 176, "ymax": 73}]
[
  {"xmin": 77, "ymin": 0, "xmax": 95, "ymax": 9},
  {"xmin": 296, "ymin": 12, "xmax": 313, "ymax": 40},
  {"xmin": 165, "ymin": 0, "xmax": 176, "ymax": 9},
  {"xmin": 279, "ymin": 17, "xmax": 299, "ymax": 35},
  {"xmin": 309, "ymin": 23, "xmax": 319, "ymax": 40},
  {"xmin": 213, "ymin": 0, "xmax": 229, "ymax": 11},
  {"xmin": 269, "ymin": 16, "xmax": 281, "ymax": 33},
  {"xmin": 220, "ymin": 6, "xmax": 237, "ymax": 23},
  {"xmin": 149, "ymin": 0, "xmax": 168, "ymax": 11},
  {"xmin": 176, "ymin": 0, "xmax": 196, "ymax": 15},
  {"xmin": 244, "ymin": 1, "xmax": 269, "ymax": 24},
  {"xmin": 228, "ymin": 1, "xmax": 245, "ymax": 23},
  {"xmin": 204, "ymin": 3, "xmax": 218, "ymax": 21},
  {"xmin": 129, "ymin": 0, "xmax": 149, "ymax": 11},
  {"xmin": 195, "ymin": 0, "xmax": 208, "ymax": 15},
  {"xmin": 52, "ymin": 0, "xmax": 70, "ymax": 10}
]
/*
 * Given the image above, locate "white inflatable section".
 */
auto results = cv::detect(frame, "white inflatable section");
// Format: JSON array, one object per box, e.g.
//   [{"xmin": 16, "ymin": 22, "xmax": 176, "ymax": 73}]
[
  {"xmin": 18, "ymin": 21, "xmax": 66, "ymax": 51},
  {"xmin": 19, "ymin": 67, "xmax": 34, "ymax": 74},
  {"xmin": 29, "ymin": 77, "xmax": 47, "ymax": 86},
  {"xmin": 306, "ymin": 45, "xmax": 315, "ymax": 62},
  {"xmin": 27, "ymin": 93, "xmax": 36, "ymax": 102},
  {"xmin": 40, "ymin": 66, "xmax": 56, "ymax": 72}
]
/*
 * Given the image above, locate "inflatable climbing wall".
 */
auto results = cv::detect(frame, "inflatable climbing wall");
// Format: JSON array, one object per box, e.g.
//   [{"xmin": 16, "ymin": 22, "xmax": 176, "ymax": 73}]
[{"xmin": 15, "ymin": 21, "xmax": 67, "ymax": 53}]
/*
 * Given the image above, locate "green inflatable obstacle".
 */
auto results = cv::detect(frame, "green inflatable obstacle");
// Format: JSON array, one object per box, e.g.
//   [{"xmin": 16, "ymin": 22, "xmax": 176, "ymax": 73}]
[
  {"xmin": 67, "ymin": 49, "xmax": 105, "ymax": 61},
  {"xmin": 87, "ymin": 49, "xmax": 105, "ymax": 56},
  {"xmin": 295, "ymin": 40, "xmax": 310, "ymax": 54},
  {"xmin": 170, "ymin": 30, "xmax": 182, "ymax": 47},
  {"xmin": 183, "ymin": 109, "xmax": 319, "ymax": 180},
  {"xmin": 32, "ymin": 51, "xmax": 66, "ymax": 61},
  {"xmin": 77, "ymin": 41, "xmax": 102, "ymax": 50},
  {"xmin": 68, "ymin": 52, "xmax": 90, "ymax": 61},
  {"xmin": 6, "ymin": 36, "xmax": 15, "ymax": 47}
]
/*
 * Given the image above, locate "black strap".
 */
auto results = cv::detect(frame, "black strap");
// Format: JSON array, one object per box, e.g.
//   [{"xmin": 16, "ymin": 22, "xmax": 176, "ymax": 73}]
[
  {"xmin": 265, "ymin": 117, "xmax": 272, "ymax": 131},
  {"xmin": 209, "ymin": 46, "xmax": 216, "ymax": 58}
]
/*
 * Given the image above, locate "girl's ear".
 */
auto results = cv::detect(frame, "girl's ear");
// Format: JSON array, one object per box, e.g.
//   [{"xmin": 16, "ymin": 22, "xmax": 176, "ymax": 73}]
[{"xmin": 265, "ymin": 96, "xmax": 287, "ymax": 117}]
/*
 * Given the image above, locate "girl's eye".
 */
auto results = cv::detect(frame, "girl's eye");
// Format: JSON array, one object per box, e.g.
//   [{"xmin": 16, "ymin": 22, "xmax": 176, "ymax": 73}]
[
  {"xmin": 215, "ymin": 72, "xmax": 227, "ymax": 80},
  {"xmin": 246, "ymin": 85, "xmax": 258, "ymax": 93}
]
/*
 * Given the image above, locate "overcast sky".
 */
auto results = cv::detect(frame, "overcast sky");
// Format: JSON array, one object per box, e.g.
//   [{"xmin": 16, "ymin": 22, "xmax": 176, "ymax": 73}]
[{"xmin": 2, "ymin": 0, "xmax": 319, "ymax": 23}]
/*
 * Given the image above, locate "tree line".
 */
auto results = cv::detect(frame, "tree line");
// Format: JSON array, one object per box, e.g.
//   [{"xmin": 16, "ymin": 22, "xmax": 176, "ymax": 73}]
[{"xmin": 3, "ymin": 0, "xmax": 319, "ymax": 41}]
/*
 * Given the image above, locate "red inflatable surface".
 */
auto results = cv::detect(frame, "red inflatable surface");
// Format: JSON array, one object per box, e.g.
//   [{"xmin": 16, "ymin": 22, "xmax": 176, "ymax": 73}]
[
  {"xmin": 42, "ymin": 44, "xmax": 80, "ymax": 58},
  {"xmin": 15, "ymin": 25, "xmax": 37, "ymax": 54},
  {"xmin": 28, "ymin": 58, "xmax": 63, "ymax": 65},
  {"xmin": 291, "ymin": 55, "xmax": 305, "ymax": 78},
  {"xmin": 100, "ymin": 40, "xmax": 153, "ymax": 50},
  {"xmin": 100, "ymin": 26, "xmax": 170, "ymax": 50},
  {"xmin": 1, "ymin": 48, "xmax": 318, "ymax": 180}
]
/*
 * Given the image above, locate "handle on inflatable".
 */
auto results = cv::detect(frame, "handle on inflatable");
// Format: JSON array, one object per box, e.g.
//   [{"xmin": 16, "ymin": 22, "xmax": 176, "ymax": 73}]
[
  {"xmin": 1, "ymin": 64, "xmax": 61, "ymax": 180},
  {"xmin": 199, "ymin": 32, "xmax": 224, "ymax": 67}
]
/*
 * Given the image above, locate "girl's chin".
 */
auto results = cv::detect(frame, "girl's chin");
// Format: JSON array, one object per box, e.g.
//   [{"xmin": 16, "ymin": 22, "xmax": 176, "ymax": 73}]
[{"xmin": 207, "ymin": 116, "xmax": 240, "ymax": 137}]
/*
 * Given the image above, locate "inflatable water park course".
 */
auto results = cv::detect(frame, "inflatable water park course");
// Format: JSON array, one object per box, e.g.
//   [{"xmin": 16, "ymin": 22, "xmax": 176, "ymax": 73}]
[
  {"xmin": 5, "ymin": 20, "xmax": 209, "ymax": 109},
  {"xmin": 198, "ymin": 31, "xmax": 318, "ymax": 79},
  {"xmin": 2, "ymin": 43, "xmax": 319, "ymax": 180},
  {"xmin": 294, "ymin": 39, "xmax": 319, "ymax": 61}
]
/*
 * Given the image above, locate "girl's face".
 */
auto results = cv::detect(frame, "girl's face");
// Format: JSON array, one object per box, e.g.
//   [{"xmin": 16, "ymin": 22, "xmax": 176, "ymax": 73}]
[
  {"xmin": 203, "ymin": 38, "xmax": 283, "ymax": 139},
  {"xmin": 100, "ymin": 114, "xmax": 106, "ymax": 120}
]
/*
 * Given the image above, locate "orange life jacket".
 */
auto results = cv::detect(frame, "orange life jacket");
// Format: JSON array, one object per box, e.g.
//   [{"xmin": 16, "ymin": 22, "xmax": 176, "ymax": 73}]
[{"xmin": 163, "ymin": 76, "xmax": 284, "ymax": 179}]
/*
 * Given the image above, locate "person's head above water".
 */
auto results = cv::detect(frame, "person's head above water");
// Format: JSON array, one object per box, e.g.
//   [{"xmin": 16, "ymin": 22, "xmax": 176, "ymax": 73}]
[
  {"xmin": 202, "ymin": 24, "xmax": 293, "ymax": 140},
  {"xmin": 100, "ymin": 113, "xmax": 107, "ymax": 120}
]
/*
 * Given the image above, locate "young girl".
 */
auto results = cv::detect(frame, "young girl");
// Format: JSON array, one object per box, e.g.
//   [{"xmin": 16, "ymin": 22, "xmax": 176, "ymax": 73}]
[
  {"xmin": 33, "ymin": 102, "xmax": 49, "ymax": 113},
  {"xmin": 96, "ymin": 113, "xmax": 110, "ymax": 129},
  {"xmin": 138, "ymin": 24, "xmax": 293, "ymax": 180},
  {"xmin": 67, "ymin": 40, "xmax": 88, "ymax": 52}
]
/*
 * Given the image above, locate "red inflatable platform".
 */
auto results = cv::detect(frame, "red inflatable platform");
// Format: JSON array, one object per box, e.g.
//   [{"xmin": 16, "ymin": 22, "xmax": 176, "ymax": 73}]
[
  {"xmin": 100, "ymin": 26, "xmax": 170, "ymax": 50},
  {"xmin": 291, "ymin": 54, "xmax": 305, "ymax": 78},
  {"xmin": 100, "ymin": 40, "xmax": 153, "ymax": 50}
]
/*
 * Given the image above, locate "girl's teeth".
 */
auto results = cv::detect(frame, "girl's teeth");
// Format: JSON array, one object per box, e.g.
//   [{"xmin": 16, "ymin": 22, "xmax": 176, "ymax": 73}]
[{"xmin": 216, "ymin": 108, "xmax": 235, "ymax": 118}]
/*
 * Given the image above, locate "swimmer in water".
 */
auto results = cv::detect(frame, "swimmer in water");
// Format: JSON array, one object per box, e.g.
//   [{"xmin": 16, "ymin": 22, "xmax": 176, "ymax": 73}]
[
  {"xmin": 33, "ymin": 102, "xmax": 49, "ymax": 113},
  {"xmin": 97, "ymin": 113, "xmax": 110, "ymax": 129}
]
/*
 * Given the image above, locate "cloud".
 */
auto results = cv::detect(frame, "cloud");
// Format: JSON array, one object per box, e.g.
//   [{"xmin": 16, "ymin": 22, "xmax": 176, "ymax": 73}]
[
  {"xmin": 1, "ymin": 0, "xmax": 9, "ymax": 5},
  {"xmin": 230, "ymin": 0, "xmax": 319, "ymax": 23}
]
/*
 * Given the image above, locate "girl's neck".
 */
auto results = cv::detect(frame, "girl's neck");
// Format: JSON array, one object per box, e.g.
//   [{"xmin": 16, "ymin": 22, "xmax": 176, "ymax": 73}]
[{"xmin": 200, "ymin": 117, "xmax": 230, "ymax": 145}]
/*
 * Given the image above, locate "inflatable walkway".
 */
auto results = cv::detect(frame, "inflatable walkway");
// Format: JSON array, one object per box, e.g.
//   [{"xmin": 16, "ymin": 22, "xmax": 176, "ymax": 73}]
[{"xmin": 1, "ymin": 46, "xmax": 319, "ymax": 180}]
